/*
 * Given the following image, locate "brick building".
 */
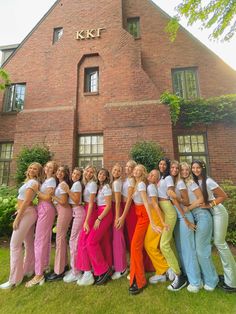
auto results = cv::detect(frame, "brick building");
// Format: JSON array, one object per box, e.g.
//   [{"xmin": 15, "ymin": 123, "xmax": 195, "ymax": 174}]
[{"xmin": 0, "ymin": 0, "xmax": 236, "ymax": 185}]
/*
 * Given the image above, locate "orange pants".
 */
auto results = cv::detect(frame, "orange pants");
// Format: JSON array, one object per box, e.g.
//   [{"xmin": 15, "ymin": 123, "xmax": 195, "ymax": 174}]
[
  {"xmin": 144, "ymin": 208, "xmax": 169, "ymax": 275},
  {"xmin": 130, "ymin": 204, "xmax": 149, "ymax": 289}
]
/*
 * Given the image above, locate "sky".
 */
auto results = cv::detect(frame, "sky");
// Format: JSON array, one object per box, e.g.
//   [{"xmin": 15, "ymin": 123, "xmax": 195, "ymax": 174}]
[{"xmin": 0, "ymin": 0, "xmax": 235, "ymax": 70}]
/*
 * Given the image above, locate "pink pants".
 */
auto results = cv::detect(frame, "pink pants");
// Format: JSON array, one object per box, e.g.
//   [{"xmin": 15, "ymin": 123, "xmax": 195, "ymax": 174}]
[
  {"xmin": 9, "ymin": 206, "xmax": 37, "ymax": 284},
  {"xmin": 112, "ymin": 202, "xmax": 127, "ymax": 272},
  {"xmin": 69, "ymin": 205, "xmax": 85, "ymax": 275},
  {"xmin": 76, "ymin": 203, "xmax": 98, "ymax": 271},
  {"xmin": 54, "ymin": 204, "xmax": 72, "ymax": 275},
  {"xmin": 86, "ymin": 205, "xmax": 113, "ymax": 276},
  {"xmin": 34, "ymin": 201, "xmax": 56, "ymax": 275}
]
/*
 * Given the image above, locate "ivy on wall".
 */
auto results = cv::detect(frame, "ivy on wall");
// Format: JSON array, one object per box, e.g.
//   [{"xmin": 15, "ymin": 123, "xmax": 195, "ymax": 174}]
[{"xmin": 160, "ymin": 92, "xmax": 236, "ymax": 127}]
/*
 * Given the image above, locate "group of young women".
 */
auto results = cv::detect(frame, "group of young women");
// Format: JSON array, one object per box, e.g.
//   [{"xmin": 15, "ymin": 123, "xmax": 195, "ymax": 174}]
[{"xmin": 0, "ymin": 158, "xmax": 235, "ymax": 295}]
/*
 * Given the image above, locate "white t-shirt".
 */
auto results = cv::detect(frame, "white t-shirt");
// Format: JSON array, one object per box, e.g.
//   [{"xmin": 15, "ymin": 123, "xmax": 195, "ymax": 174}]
[
  {"xmin": 199, "ymin": 177, "xmax": 219, "ymax": 201},
  {"xmin": 18, "ymin": 179, "xmax": 38, "ymax": 201},
  {"xmin": 147, "ymin": 183, "xmax": 158, "ymax": 204},
  {"xmin": 40, "ymin": 177, "xmax": 56, "ymax": 193},
  {"xmin": 122, "ymin": 177, "xmax": 135, "ymax": 198},
  {"xmin": 157, "ymin": 175, "xmax": 174, "ymax": 199},
  {"xmin": 69, "ymin": 181, "xmax": 82, "ymax": 205},
  {"xmin": 133, "ymin": 182, "xmax": 146, "ymax": 204},
  {"xmin": 54, "ymin": 182, "xmax": 67, "ymax": 204},
  {"xmin": 83, "ymin": 181, "xmax": 97, "ymax": 203},
  {"xmin": 112, "ymin": 178, "xmax": 122, "ymax": 202},
  {"xmin": 97, "ymin": 184, "xmax": 112, "ymax": 206},
  {"xmin": 175, "ymin": 179, "xmax": 187, "ymax": 201},
  {"xmin": 187, "ymin": 181, "xmax": 199, "ymax": 204}
]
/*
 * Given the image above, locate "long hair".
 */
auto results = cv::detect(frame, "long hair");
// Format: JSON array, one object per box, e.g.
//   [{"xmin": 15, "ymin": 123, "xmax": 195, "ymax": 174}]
[
  {"xmin": 191, "ymin": 160, "xmax": 209, "ymax": 204},
  {"xmin": 25, "ymin": 162, "xmax": 43, "ymax": 183},
  {"xmin": 97, "ymin": 168, "xmax": 110, "ymax": 189},
  {"xmin": 170, "ymin": 160, "xmax": 180, "ymax": 186},
  {"xmin": 134, "ymin": 164, "xmax": 148, "ymax": 185},
  {"xmin": 56, "ymin": 165, "xmax": 71, "ymax": 187},
  {"xmin": 83, "ymin": 165, "xmax": 97, "ymax": 185},
  {"xmin": 179, "ymin": 162, "xmax": 194, "ymax": 186},
  {"xmin": 111, "ymin": 163, "xmax": 122, "ymax": 183},
  {"xmin": 158, "ymin": 157, "xmax": 171, "ymax": 179}
]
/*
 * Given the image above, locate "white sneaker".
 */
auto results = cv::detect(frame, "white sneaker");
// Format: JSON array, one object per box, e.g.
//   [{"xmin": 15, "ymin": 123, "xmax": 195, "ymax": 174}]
[
  {"xmin": 0, "ymin": 281, "xmax": 21, "ymax": 289},
  {"xmin": 77, "ymin": 271, "xmax": 94, "ymax": 286},
  {"xmin": 149, "ymin": 274, "xmax": 166, "ymax": 284},
  {"xmin": 127, "ymin": 273, "xmax": 130, "ymax": 280},
  {"xmin": 166, "ymin": 268, "xmax": 175, "ymax": 281},
  {"xmin": 63, "ymin": 271, "xmax": 82, "ymax": 283},
  {"xmin": 204, "ymin": 284, "xmax": 215, "ymax": 291},
  {"xmin": 187, "ymin": 284, "xmax": 200, "ymax": 293},
  {"xmin": 111, "ymin": 269, "xmax": 128, "ymax": 280}
]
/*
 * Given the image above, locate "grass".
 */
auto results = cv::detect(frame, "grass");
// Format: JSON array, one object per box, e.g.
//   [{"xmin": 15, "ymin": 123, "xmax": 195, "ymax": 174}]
[{"xmin": 0, "ymin": 248, "xmax": 236, "ymax": 314}]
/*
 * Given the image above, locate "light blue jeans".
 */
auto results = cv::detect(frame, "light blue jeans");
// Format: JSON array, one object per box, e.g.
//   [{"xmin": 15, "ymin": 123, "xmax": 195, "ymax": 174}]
[
  {"xmin": 192, "ymin": 208, "xmax": 219, "ymax": 288},
  {"xmin": 174, "ymin": 209, "xmax": 201, "ymax": 287},
  {"xmin": 211, "ymin": 204, "xmax": 236, "ymax": 288}
]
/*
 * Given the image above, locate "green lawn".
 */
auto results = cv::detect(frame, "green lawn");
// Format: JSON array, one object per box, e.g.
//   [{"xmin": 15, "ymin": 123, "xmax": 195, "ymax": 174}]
[{"xmin": 0, "ymin": 248, "xmax": 236, "ymax": 314}]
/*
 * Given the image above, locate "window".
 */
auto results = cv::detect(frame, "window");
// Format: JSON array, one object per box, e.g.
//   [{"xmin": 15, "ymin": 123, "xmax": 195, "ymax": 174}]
[
  {"xmin": 127, "ymin": 17, "xmax": 140, "ymax": 38},
  {"xmin": 172, "ymin": 67, "xmax": 199, "ymax": 99},
  {"xmin": 0, "ymin": 143, "xmax": 13, "ymax": 185},
  {"xmin": 53, "ymin": 27, "xmax": 63, "ymax": 44},
  {"xmin": 177, "ymin": 135, "xmax": 208, "ymax": 165},
  {"xmin": 84, "ymin": 67, "xmax": 99, "ymax": 93},
  {"xmin": 3, "ymin": 83, "xmax": 26, "ymax": 112},
  {"xmin": 78, "ymin": 135, "xmax": 103, "ymax": 169}
]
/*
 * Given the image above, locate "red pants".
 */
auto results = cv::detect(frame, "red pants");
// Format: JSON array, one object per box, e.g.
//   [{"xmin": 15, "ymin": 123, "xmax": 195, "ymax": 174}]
[{"xmin": 130, "ymin": 204, "xmax": 150, "ymax": 289}]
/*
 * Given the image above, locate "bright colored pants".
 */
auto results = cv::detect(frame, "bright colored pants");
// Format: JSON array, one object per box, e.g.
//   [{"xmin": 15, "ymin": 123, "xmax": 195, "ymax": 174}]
[
  {"xmin": 69, "ymin": 205, "xmax": 85, "ymax": 275},
  {"xmin": 174, "ymin": 209, "xmax": 201, "ymax": 287},
  {"xmin": 144, "ymin": 207, "xmax": 169, "ymax": 275},
  {"xmin": 76, "ymin": 203, "xmax": 97, "ymax": 271},
  {"xmin": 9, "ymin": 206, "xmax": 37, "ymax": 284},
  {"xmin": 130, "ymin": 204, "xmax": 149, "ymax": 289},
  {"xmin": 54, "ymin": 204, "xmax": 72, "ymax": 275},
  {"xmin": 124, "ymin": 201, "xmax": 137, "ymax": 251},
  {"xmin": 159, "ymin": 201, "xmax": 180, "ymax": 274},
  {"xmin": 112, "ymin": 202, "xmax": 127, "ymax": 272},
  {"xmin": 192, "ymin": 208, "xmax": 218, "ymax": 288},
  {"xmin": 86, "ymin": 205, "xmax": 113, "ymax": 276},
  {"xmin": 34, "ymin": 201, "xmax": 56, "ymax": 275},
  {"xmin": 211, "ymin": 204, "xmax": 236, "ymax": 288}
]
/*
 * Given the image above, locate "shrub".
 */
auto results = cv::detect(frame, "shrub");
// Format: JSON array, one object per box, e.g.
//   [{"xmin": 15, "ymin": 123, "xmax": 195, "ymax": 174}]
[
  {"xmin": 16, "ymin": 145, "xmax": 53, "ymax": 185},
  {"xmin": 130, "ymin": 141, "xmax": 164, "ymax": 172},
  {"xmin": 0, "ymin": 186, "xmax": 17, "ymax": 237}
]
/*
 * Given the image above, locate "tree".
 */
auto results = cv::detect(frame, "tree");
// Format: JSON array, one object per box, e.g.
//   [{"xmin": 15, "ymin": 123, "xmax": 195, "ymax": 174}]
[
  {"xmin": 166, "ymin": 0, "xmax": 236, "ymax": 42},
  {"xmin": 0, "ymin": 68, "xmax": 10, "ymax": 90}
]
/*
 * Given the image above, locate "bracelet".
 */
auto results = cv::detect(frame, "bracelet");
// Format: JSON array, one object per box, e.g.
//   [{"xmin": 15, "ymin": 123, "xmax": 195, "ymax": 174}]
[{"xmin": 210, "ymin": 200, "xmax": 217, "ymax": 207}]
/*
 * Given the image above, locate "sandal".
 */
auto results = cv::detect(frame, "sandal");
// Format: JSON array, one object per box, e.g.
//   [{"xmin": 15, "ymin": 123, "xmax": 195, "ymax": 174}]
[{"xmin": 25, "ymin": 276, "xmax": 45, "ymax": 288}]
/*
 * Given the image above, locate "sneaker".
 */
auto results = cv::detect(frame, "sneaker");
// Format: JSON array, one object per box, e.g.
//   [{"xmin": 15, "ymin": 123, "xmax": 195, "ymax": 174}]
[
  {"xmin": 127, "ymin": 273, "xmax": 130, "ymax": 280},
  {"xmin": 63, "ymin": 271, "xmax": 82, "ymax": 283},
  {"xmin": 166, "ymin": 268, "xmax": 175, "ymax": 281},
  {"xmin": 77, "ymin": 271, "xmax": 94, "ymax": 286},
  {"xmin": 187, "ymin": 284, "xmax": 201, "ymax": 293},
  {"xmin": 0, "ymin": 281, "xmax": 21, "ymax": 289},
  {"xmin": 167, "ymin": 275, "xmax": 187, "ymax": 291},
  {"xmin": 204, "ymin": 284, "xmax": 215, "ymax": 291},
  {"xmin": 111, "ymin": 269, "xmax": 128, "ymax": 280},
  {"xmin": 149, "ymin": 274, "xmax": 166, "ymax": 284}
]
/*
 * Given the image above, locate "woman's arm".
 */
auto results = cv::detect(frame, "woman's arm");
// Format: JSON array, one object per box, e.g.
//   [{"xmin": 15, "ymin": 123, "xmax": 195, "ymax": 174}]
[
  {"xmin": 150, "ymin": 196, "xmax": 169, "ymax": 231},
  {"xmin": 114, "ymin": 191, "xmax": 121, "ymax": 228},
  {"xmin": 116, "ymin": 186, "xmax": 134, "ymax": 229},
  {"xmin": 51, "ymin": 193, "xmax": 68, "ymax": 206},
  {"xmin": 210, "ymin": 186, "xmax": 228, "ymax": 206},
  {"xmin": 83, "ymin": 193, "xmax": 96, "ymax": 234},
  {"xmin": 94, "ymin": 195, "xmax": 112, "ymax": 230},
  {"xmin": 184, "ymin": 188, "xmax": 204, "ymax": 211}
]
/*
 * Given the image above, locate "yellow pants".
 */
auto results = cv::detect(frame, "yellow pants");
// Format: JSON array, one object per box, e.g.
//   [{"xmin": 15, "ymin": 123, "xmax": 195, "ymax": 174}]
[{"xmin": 144, "ymin": 207, "xmax": 169, "ymax": 275}]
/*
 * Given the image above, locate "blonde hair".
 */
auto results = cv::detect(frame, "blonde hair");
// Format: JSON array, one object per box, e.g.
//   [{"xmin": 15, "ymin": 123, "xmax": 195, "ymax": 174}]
[
  {"xmin": 83, "ymin": 165, "xmax": 97, "ymax": 185},
  {"xmin": 111, "ymin": 163, "xmax": 122, "ymax": 182},
  {"xmin": 43, "ymin": 160, "xmax": 58, "ymax": 180},
  {"xmin": 25, "ymin": 162, "xmax": 43, "ymax": 182},
  {"xmin": 170, "ymin": 160, "xmax": 180, "ymax": 186},
  {"xmin": 126, "ymin": 160, "xmax": 137, "ymax": 169},
  {"xmin": 179, "ymin": 162, "xmax": 194, "ymax": 186},
  {"xmin": 134, "ymin": 164, "xmax": 148, "ymax": 185}
]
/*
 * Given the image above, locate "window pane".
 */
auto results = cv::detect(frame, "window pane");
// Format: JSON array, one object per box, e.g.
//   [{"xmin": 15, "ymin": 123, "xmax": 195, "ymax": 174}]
[
  {"xmin": 127, "ymin": 17, "xmax": 140, "ymax": 38},
  {"xmin": 78, "ymin": 135, "xmax": 103, "ymax": 168},
  {"xmin": 3, "ymin": 84, "xmax": 25, "ymax": 112},
  {"xmin": 172, "ymin": 68, "xmax": 198, "ymax": 99},
  {"xmin": 53, "ymin": 28, "xmax": 63, "ymax": 44},
  {"xmin": 84, "ymin": 68, "xmax": 99, "ymax": 93}
]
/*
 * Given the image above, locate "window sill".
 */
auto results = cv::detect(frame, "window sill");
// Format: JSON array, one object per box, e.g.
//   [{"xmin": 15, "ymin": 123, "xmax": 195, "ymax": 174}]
[
  {"xmin": 83, "ymin": 92, "xmax": 99, "ymax": 96},
  {"xmin": 0, "ymin": 111, "xmax": 18, "ymax": 116}
]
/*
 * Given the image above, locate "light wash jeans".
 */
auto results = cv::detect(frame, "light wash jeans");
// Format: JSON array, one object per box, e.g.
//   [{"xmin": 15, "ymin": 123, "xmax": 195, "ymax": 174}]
[
  {"xmin": 174, "ymin": 209, "xmax": 201, "ymax": 287},
  {"xmin": 211, "ymin": 204, "xmax": 236, "ymax": 288},
  {"xmin": 192, "ymin": 208, "xmax": 219, "ymax": 288}
]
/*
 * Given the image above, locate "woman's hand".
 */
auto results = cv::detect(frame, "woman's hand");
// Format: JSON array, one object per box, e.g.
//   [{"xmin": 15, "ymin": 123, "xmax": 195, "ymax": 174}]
[
  {"xmin": 13, "ymin": 214, "xmax": 22, "ymax": 230},
  {"xmin": 151, "ymin": 221, "xmax": 162, "ymax": 234},
  {"xmin": 116, "ymin": 215, "xmax": 125, "ymax": 229},
  {"xmin": 83, "ymin": 221, "xmax": 90, "ymax": 234},
  {"xmin": 31, "ymin": 183, "xmax": 39, "ymax": 193},
  {"xmin": 163, "ymin": 223, "xmax": 170, "ymax": 231},
  {"xmin": 183, "ymin": 206, "xmax": 190, "ymax": 213},
  {"xmin": 60, "ymin": 182, "xmax": 69, "ymax": 193},
  {"xmin": 184, "ymin": 218, "xmax": 196, "ymax": 231},
  {"xmin": 94, "ymin": 218, "xmax": 101, "ymax": 230}
]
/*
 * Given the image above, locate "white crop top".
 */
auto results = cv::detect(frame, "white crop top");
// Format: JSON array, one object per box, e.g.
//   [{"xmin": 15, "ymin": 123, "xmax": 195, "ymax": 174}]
[
  {"xmin": 54, "ymin": 182, "xmax": 67, "ymax": 205},
  {"xmin": 175, "ymin": 180, "xmax": 187, "ymax": 199},
  {"xmin": 132, "ymin": 182, "xmax": 146, "ymax": 204},
  {"xmin": 199, "ymin": 178, "xmax": 219, "ymax": 201},
  {"xmin": 18, "ymin": 179, "xmax": 38, "ymax": 201},
  {"xmin": 40, "ymin": 177, "xmax": 56, "ymax": 193},
  {"xmin": 122, "ymin": 177, "xmax": 135, "ymax": 197},
  {"xmin": 112, "ymin": 178, "xmax": 122, "ymax": 202},
  {"xmin": 187, "ymin": 181, "xmax": 199, "ymax": 204},
  {"xmin": 97, "ymin": 184, "xmax": 112, "ymax": 206},
  {"xmin": 157, "ymin": 175, "xmax": 174, "ymax": 199},
  {"xmin": 69, "ymin": 181, "xmax": 82, "ymax": 205},
  {"xmin": 83, "ymin": 181, "xmax": 97, "ymax": 203},
  {"xmin": 147, "ymin": 183, "xmax": 158, "ymax": 204}
]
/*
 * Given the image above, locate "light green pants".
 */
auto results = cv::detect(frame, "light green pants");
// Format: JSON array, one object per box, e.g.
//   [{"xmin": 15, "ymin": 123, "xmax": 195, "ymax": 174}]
[{"xmin": 159, "ymin": 201, "xmax": 180, "ymax": 274}]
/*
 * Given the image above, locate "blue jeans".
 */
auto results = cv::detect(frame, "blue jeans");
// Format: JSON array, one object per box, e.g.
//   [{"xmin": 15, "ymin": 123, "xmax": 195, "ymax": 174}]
[
  {"xmin": 174, "ymin": 209, "xmax": 201, "ymax": 287},
  {"xmin": 192, "ymin": 208, "xmax": 219, "ymax": 288}
]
